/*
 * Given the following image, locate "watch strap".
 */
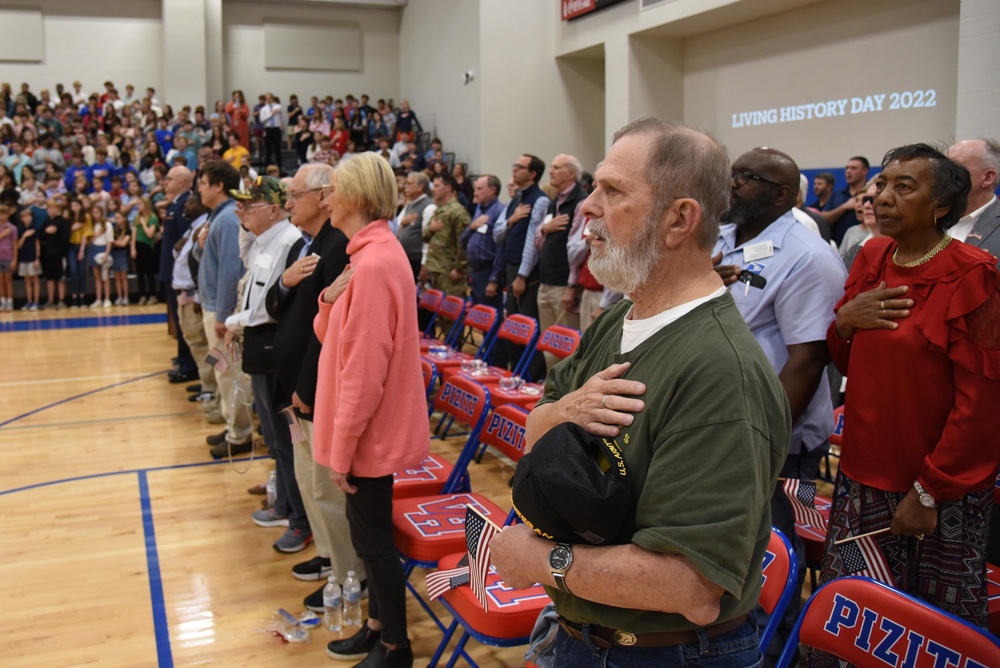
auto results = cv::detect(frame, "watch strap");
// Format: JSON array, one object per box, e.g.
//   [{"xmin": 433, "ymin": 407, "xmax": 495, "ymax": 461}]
[{"xmin": 552, "ymin": 571, "xmax": 571, "ymax": 594}]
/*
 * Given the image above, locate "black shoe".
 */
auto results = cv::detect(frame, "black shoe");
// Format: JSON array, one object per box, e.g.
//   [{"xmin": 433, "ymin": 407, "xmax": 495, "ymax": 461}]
[
  {"xmin": 327, "ymin": 625, "xmax": 380, "ymax": 660},
  {"xmin": 168, "ymin": 370, "xmax": 198, "ymax": 383},
  {"xmin": 352, "ymin": 641, "xmax": 413, "ymax": 668},
  {"xmin": 304, "ymin": 584, "xmax": 325, "ymax": 612},
  {"xmin": 293, "ymin": 556, "xmax": 332, "ymax": 582},
  {"xmin": 186, "ymin": 384, "xmax": 202, "ymax": 393},
  {"xmin": 206, "ymin": 430, "xmax": 228, "ymax": 446},
  {"xmin": 209, "ymin": 438, "xmax": 253, "ymax": 459}
]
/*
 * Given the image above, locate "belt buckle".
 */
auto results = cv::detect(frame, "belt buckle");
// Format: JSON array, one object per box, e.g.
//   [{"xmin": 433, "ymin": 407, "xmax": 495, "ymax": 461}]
[{"xmin": 613, "ymin": 630, "xmax": 637, "ymax": 646}]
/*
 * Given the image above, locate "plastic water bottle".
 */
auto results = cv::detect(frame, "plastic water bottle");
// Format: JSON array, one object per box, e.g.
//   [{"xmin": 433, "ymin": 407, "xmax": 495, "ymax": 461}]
[
  {"xmin": 266, "ymin": 471, "xmax": 277, "ymax": 508},
  {"xmin": 323, "ymin": 575, "xmax": 343, "ymax": 632},
  {"xmin": 342, "ymin": 570, "xmax": 362, "ymax": 628}
]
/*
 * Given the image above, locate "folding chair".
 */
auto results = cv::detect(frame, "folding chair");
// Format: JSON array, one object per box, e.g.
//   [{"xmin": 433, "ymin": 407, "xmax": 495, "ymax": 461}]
[
  {"xmin": 987, "ymin": 563, "xmax": 1000, "ymax": 636},
  {"xmin": 421, "ymin": 358, "xmax": 440, "ymax": 407},
  {"xmin": 490, "ymin": 325, "xmax": 580, "ymax": 411},
  {"xmin": 426, "ymin": 406, "xmax": 548, "ymax": 668},
  {"xmin": 392, "ymin": 374, "xmax": 484, "ymax": 500},
  {"xmin": 421, "ymin": 295, "xmax": 468, "ymax": 354},
  {"xmin": 418, "ymin": 288, "xmax": 444, "ymax": 345},
  {"xmin": 758, "ymin": 528, "xmax": 798, "ymax": 651},
  {"xmin": 392, "ymin": 377, "xmax": 507, "ymax": 630},
  {"xmin": 426, "ymin": 304, "xmax": 500, "ymax": 380},
  {"xmin": 456, "ymin": 314, "xmax": 540, "ymax": 386},
  {"xmin": 775, "ymin": 576, "xmax": 1000, "ymax": 667}
]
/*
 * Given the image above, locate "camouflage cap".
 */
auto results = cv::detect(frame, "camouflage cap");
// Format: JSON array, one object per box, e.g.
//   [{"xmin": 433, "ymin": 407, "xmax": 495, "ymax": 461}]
[{"xmin": 230, "ymin": 175, "xmax": 288, "ymax": 206}]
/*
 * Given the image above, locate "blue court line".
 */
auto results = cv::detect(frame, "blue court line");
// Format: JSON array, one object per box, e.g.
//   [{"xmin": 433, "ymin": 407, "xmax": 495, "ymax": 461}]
[
  {"xmin": 0, "ymin": 371, "xmax": 169, "ymax": 429},
  {"xmin": 139, "ymin": 470, "xmax": 174, "ymax": 668},
  {"xmin": 0, "ymin": 312, "xmax": 168, "ymax": 333},
  {"xmin": 0, "ymin": 456, "xmax": 259, "ymax": 497},
  {"xmin": 0, "ymin": 411, "xmax": 199, "ymax": 432}
]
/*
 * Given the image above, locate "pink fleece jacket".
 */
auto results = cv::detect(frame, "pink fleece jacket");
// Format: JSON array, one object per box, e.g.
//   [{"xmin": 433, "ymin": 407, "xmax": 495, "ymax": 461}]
[{"xmin": 312, "ymin": 220, "xmax": 430, "ymax": 477}]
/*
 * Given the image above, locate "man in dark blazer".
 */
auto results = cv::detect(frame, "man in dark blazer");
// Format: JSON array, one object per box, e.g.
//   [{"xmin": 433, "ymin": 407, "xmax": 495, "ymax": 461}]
[
  {"xmin": 264, "ymin": 163, "xmax": 365, "ymax": 611},
  {"xmin": 947, "ymin": 139, "xmax": 1000, "ymax": 265}
]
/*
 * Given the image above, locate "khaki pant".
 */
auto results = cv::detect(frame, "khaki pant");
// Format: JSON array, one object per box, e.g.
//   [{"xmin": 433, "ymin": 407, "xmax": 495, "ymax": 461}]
[
  {"xmin": 295, "ymin": 420, "xmax": 365, "ymax": 580},
  {"xmin": 178, "ymin": 302, "xmax": 219, "ymax": 416},
  {"xmin": 537, "ymin": 283, "xmax": 580, "ymax": 369},
  {"xmin": 202, "ymin": 310, "xmax": 253, "ymax": 444},
  {"xmin": 578, "ymin": 289, "xmax": 604, "ymax": 333}
]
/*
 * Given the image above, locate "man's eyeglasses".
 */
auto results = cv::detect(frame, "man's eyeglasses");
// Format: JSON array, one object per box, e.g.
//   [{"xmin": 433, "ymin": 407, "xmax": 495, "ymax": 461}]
[
  {"xmin": 236, "ymin": 201, "xmax": 272, "ymax": 213},
  {"xmin": 512, "ymin": 163, "xmax": 530, "ymax": 171},
  {"xmin": 287, "ymin": 187, "xmax": 326, "ymax": 201},
  {"xmin": 731, "ymin": 171, "xmax": 783, "ymax": 188},
  {"xmin": 861, "ymin": 195, "xmax": 875, "ymax": 205}
]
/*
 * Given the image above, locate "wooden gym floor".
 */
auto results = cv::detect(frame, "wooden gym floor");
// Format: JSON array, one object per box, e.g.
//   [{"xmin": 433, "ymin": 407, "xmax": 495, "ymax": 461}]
[{"xmin": 0, "ymin": 307, "xmax": 525, "ymax": 667}]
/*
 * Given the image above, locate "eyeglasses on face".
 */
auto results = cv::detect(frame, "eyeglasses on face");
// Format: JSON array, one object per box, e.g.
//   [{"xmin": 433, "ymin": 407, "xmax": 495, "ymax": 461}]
[
  {"xmin": 731, "ymin": 170, "xmax": 783, "ymax": 188},
  {"xmin": 287, "ymin": 187, "xmax": 326, "ymax": 200},
  {"xmin": 861, "ymin": 195, "xmax": 875, "ymax": 205}
]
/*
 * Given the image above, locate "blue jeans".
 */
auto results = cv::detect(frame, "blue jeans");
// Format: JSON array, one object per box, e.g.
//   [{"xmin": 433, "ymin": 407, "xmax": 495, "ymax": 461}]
[
  {"xmin": 552, "ymin": 617, "xmax": 762, "ymax": 668},
  {"xmin": 67, "ymin": 247, "xmax": 87, "ymax": 295},
  {"xmin": 250, "ymin": 372, "xmax": 309, "ymax": 532}
]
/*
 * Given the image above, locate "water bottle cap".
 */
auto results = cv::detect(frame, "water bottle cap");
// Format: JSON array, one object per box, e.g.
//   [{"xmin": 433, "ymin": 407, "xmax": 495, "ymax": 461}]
[
  {"xmin": 347, "ymin": 570, "xmax": 355, "ymax": 577},
  {"xmin": 328, "ymin": 575, "xmax": 336, "ymax": 583}
]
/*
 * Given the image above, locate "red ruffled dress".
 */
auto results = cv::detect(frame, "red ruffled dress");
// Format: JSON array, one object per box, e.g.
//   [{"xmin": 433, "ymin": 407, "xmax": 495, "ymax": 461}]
[
  {"xmin": 828, "ymin": 237, "xmax": 1000, "ymax": 501},
  {"xmin": 816, "ymin": 236, "xmax": 1000, "ymax": 633}
]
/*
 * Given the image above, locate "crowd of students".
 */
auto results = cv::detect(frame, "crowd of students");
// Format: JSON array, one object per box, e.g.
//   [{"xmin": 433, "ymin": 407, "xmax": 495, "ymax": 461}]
[{"xmin": 0, "ymin": 79, "xmax": 432, "ymax": 311}]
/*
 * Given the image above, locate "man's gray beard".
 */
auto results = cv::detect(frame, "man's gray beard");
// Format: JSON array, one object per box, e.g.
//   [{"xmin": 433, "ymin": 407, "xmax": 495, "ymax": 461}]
[{"xmin": 587, "ymin": 214, "xmax": 662, "ymax": 295}]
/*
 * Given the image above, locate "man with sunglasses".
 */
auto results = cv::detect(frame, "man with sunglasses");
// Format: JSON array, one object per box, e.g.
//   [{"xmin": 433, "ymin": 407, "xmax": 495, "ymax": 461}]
[{"xmin": 713, "ymin": 147, "xmax": 846, "ymax": 663}]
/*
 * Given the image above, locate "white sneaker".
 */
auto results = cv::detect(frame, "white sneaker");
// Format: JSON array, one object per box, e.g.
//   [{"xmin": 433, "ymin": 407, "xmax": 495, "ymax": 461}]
[
  {"xmin": 89, "ymin": 300, "xmax": 101, "ymax": 309},
  {"xmin": 103, "ymin": 299, "xmax": 112, "ymax": 308},
  {"xmin": 137, "ymin": 296, "xmax": 148, "ymax": 306}
]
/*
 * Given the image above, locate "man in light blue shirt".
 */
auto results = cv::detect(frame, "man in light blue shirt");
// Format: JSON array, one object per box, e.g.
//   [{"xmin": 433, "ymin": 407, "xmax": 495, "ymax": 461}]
[
  {"xmin": 195, "ymin": 160, "xmax": 254, "ymax": 454},
  {"xmin": 713, "ymin": 147, "xmax": 846, "ymax": 661}
]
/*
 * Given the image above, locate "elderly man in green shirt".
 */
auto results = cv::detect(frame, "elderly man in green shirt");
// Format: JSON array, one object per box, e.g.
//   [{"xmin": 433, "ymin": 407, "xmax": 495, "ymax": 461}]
[{"xmin": 492, "ymin": 119, "xmax": 791, "ymax": 668}]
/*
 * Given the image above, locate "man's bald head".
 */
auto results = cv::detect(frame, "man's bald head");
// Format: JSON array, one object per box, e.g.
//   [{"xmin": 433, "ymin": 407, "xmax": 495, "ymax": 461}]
[
  {"xmin": 726, "ymin": 147, "xmax": 801, "ymax": 229},
  {"xmin": 947, "ymin": 138, "xmax": 1000, "ymax": 214},
  {"xmin": 165, "ymin": 165, "xmax": 193, "ymax": 200}
]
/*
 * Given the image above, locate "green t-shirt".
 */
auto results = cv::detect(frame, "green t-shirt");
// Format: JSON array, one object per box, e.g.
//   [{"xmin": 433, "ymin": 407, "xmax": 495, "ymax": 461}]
[
  {"xmin": 538, "ymin": 293, "xmax": 790, "ymax": 634},
  {"xmin": 135, "ymin": 214, "xmax": 160, "ymax": 248}
]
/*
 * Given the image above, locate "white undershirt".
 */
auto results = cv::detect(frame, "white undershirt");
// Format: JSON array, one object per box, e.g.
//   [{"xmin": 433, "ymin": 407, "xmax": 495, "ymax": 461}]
[
  {"xmin": 620, "ymin": 286, "xmax": 727, "ymax": 353},
  {"xmin": 949, "ymin": 196, "xmax": 997, "ymax": 243}
]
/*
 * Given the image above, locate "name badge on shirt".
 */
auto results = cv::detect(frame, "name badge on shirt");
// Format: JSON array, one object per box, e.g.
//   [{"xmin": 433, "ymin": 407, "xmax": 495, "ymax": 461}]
[
  {"xmin": 742, "ymin": 241, "xmax": 773, "ymax": 262},
  {"xmin": 254, "ymin": 252, "xmax": 273, "ymax": 271}
]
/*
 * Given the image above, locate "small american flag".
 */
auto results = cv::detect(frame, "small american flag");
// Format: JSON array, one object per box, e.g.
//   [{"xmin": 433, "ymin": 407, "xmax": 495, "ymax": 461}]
[
  {"xmin": 838, "ymin": 534, "xmax": 895, "ymax": 586},
  {"xmin": 424, "ymin": 565, "xmax": 470, "ymax": 600},
  {"xmin": 177, "ymin": 292, "xmax": 196, "ymax": 307},
  {"xmin": 280, "ymin": 406, "xmax": 307, "ymax": 445},
  {"xmin": 205, "ymin": 346, "xmax": 229, "ymax": 373},
  {"xmin": 782, "ymin": 478, "xmax": 827, "ymax": 531},
  {"xmin": 466, "ymin": 505, "xmax": 501, "ymax": 612}
]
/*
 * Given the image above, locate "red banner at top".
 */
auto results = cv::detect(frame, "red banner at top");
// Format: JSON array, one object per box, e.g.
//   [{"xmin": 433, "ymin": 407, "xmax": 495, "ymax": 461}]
[{"xmin": 562, "ymin": 0, "xmax": 630, "ymax": 21}]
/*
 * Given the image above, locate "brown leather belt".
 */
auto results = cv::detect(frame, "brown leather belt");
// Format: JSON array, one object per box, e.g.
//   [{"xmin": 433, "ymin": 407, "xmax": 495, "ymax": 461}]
[{"xmin": 557, "ymin": 613, "xmax": 749, "ymax": 649}]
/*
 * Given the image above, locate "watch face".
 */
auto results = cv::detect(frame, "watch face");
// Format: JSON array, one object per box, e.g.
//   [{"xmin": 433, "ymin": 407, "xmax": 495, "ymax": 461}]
[{"xmin": 550, "ymin": 545, "xmax": 572, "ymax": 570}]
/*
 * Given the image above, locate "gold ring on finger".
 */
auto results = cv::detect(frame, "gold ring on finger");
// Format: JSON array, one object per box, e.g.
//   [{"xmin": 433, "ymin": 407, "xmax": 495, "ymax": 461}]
[
  {"xmin": 601, "ymin": 395, "xmax": 609, "ymax": 410},
  {"xmin": 915, "ymin": 533, "xmax": 924, "ymax": 540},
  {"xmin": 880, "ymin": 300, "xmax": 885, "ymax": 310}
]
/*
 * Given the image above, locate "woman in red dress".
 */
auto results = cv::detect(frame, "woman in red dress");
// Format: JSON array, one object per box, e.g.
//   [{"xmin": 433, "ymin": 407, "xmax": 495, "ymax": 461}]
[
  {"xmin": 330, "ymin": 118, "xmax": 350, "ymax": 158},
  {"xmin": 820, "ymin": 144, "xmax": 1000, "ymax": 637},
  {"xmin": 225, "ymin": 90, "xmax": 250, "ymax": 151}
]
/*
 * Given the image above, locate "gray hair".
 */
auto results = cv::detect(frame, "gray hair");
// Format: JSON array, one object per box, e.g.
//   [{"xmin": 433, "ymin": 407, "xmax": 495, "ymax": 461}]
[
  {"xmin": 408, "ymin": 171, "xmax": 430, "ymax": 194},
  {"xmin": 299, "ymin": 163, "xmax": 335, "ymax": 189},
  {"xmin": 982, "ymin": 137, "xmax": 1000, "ymax": 174},
  {"xmin": 563, "ymin": 154, "xmax": 583, "ymax": 179},
  {"xmin": 481, "ymin": 174, "xmax": 501, "ymax": 197},
  {"xmin": 612, "ymin": 118, "xmax": 730, "ymax": 248}
]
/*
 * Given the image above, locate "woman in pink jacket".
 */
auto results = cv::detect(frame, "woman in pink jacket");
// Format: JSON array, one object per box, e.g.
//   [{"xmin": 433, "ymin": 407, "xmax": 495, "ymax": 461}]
[{"xmin": 313, "ymin": 152, "xmax": 429, "ymax": 668}]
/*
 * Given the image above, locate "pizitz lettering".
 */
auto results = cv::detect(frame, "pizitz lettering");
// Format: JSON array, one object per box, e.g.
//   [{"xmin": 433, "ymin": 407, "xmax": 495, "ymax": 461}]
[
  {"xmin": 822, "ymin": 593, "xmax": 985, "ymax": 667},
  {"xmin": 439, "ymin": 383, "xmax": 479, "ymax": 417},
  {"xmin": 541, "ymin": 330, "xmax": 575, "ymax": 353},
  {"xmin": 486, "ymin": 413, "xmax": 527, "ymax": 452}
]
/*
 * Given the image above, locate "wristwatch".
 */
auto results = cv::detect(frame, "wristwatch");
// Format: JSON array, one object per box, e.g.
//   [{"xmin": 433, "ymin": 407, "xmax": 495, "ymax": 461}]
[
  {"xmin": 549, "ymin": 543, "xmax": 574, "ymax": 594},
  {"xmin": 913, "ymin": 480, "xmax": 937, "ymax": 508}
]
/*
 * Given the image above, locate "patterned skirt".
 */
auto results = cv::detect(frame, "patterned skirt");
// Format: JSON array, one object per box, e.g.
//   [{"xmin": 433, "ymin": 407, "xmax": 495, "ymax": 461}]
[{"xmin": 808, "ymin": 471, "xmax": 991, "ymax": 667}]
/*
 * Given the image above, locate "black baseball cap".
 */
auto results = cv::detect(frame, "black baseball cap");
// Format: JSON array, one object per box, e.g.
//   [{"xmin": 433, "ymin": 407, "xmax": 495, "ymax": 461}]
[{"xmin": 512, "ymin": 422, "xmax": 636, "ymax": 545}]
